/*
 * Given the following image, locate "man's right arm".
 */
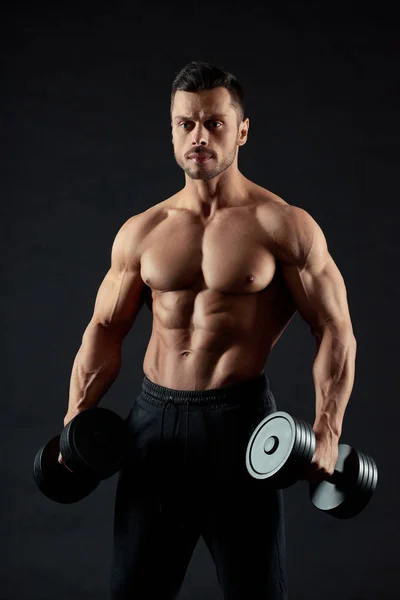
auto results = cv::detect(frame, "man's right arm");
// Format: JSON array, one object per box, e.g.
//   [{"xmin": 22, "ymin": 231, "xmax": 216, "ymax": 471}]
[{"xmin": 62, "ymin": 215, "xmax": 146, "ymax": 428}]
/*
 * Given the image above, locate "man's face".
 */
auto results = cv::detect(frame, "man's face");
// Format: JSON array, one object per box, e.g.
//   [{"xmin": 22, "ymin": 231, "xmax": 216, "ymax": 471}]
[{"xmin": 171, "ymin": 87, "xmax": 248, "ymax": 181}]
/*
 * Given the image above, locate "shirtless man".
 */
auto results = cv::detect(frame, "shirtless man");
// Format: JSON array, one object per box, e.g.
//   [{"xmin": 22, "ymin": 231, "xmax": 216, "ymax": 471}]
[{"xmin": 60, "ymin": 61, "xmax": 357, "ymax": 599}]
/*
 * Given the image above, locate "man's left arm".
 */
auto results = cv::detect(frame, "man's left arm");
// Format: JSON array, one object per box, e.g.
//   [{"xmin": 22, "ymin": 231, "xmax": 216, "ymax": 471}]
[{"xmin": 278, "ymin": 206, "xmax": 357, "ymax": 481}]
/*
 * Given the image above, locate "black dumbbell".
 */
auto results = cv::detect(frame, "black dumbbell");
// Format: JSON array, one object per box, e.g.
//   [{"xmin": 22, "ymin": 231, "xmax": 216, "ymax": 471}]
[
  {"xmin": 33, "ymin": 407, "xmax": 128, "ymax": 504},
  {"xmin": 245, "ymin": 411, "xmax": 378, "ymax": 519}
]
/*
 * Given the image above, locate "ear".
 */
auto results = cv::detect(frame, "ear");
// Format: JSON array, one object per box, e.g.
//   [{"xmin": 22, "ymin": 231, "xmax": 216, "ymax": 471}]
[{"xmin": 238, "ymin": 117, "xmax": 250, "ymax": 145}]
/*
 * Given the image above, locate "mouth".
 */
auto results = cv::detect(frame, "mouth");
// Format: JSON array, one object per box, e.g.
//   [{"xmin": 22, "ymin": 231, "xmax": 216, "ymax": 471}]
[{"xmin": 188, "ymin": 154, "xmax": 212, "ymax": 163}]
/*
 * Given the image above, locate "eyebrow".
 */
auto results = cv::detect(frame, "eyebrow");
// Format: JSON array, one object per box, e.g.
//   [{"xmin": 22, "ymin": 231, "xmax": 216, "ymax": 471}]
[{"xmin": 173, "ymin": 114, "xmax": 228, "ymax": 121}]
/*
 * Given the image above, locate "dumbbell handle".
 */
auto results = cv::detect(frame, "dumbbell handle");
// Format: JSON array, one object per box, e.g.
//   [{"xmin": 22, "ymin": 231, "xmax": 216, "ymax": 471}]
[
  {"xmin": 326, "ymin": 470, "xmax": 341, "ymax": 485},
  {"xmin": 316, "ymin": 468, "xmax": 353, "ymax": 491}
]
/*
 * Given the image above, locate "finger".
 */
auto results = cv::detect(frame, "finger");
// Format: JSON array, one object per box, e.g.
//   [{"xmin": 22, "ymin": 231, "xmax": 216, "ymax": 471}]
[
  {"xmin": 58, "ymin": 453, "xmax": 73, "ymax": 473},
  {"xmin": 309, "ymin": 468, "xmax": 332, "ymax": 484},
  {"xmin": 301, "ymin": 463, "xmax": 323, "ymax": 484}
]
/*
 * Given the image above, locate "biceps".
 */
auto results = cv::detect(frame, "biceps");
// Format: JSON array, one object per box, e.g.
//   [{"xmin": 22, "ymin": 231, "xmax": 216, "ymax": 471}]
[
  {"xmin": 90, "ymin": 265, "xmax": 145, "ymax": 336},
  {"xmin": 282, "ymin": 257, "xmax": 352, "ymax": 332}
]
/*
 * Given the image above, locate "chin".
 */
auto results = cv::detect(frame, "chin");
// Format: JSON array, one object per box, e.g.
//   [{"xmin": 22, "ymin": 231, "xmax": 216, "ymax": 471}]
[{"xmin": 186, "ymin": 168, "xmax": 220, "ymax": 181}]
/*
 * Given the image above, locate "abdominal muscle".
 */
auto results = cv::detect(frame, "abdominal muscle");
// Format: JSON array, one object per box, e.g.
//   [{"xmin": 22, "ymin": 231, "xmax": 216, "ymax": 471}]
[{"xmin": 144, "ymin": 291, "xmax": 276, "ymax": 391}]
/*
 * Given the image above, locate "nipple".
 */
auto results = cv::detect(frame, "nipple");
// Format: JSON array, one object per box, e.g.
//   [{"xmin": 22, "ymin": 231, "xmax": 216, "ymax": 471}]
[{"xmin": 247, "ymin": 274, "xmax": 256, "ymax": 283}]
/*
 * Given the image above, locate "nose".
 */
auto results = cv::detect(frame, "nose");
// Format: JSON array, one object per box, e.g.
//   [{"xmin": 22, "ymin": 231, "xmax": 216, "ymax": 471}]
[{"xmin": 190, "ymin": 123, "xmax": 209, "ymax": 147}]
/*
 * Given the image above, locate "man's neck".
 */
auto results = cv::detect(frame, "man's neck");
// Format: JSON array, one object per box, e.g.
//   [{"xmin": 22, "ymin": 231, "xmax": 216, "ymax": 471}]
[{"xmin": 181, "ymin": 172, "xmax": 248, "ymax": 216}]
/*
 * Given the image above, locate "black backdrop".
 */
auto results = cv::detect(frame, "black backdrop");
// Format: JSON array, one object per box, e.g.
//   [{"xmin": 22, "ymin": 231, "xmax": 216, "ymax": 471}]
[{"xmin": 2, "ymin": 2, "xmax": 399, "ymax": 599}]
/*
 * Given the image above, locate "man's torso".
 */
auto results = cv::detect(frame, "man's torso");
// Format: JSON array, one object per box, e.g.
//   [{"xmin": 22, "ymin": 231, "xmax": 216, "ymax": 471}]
[{"xmin": 132, "ymin": 181, "xmax": 298, "ymax": 390}]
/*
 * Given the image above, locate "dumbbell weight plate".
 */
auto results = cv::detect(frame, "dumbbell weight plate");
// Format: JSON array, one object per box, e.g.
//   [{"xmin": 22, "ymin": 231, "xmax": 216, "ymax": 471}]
[
  {"xmin": 33, "ymin": 435, "xmax": 100, "ymax": 503},
  {"xmin": 280, "ymin": 418, "xmax": 315, "ymax": 486},
  {"xmin": 277, "ymin": 419, "xmax": 309, "ymax": 487},
  {"xmin": 338, "ymin": 450, "xmax": 378, "ymax": 517},
  {"xmin": 268, "ymin": 417, "xmax": 306, "ymax": 489},
  {"xmin": 357, "ymin": 452, "xmax": 373, "ymax": 495},
  {"xmin": 309, "ymin": 444, "xmax": 378, "ymax": 519},
  {"xmin": 358, "ymin": 453, "xmax": 378, "ymax": 500},
  {"xmin": 60, "ymin": 407, "xmax": 128, "ymax": 480},
  {"xmin": 368, "ymin": 454, "xmax": 379, "ymax": 495},
  {"xmin": 246, "ymin": 411, "xmax": 315, "ymax": 488},
  {"xmin": 270, "ymin": 422, "xmax": 304, "ymax": 489},
  {"xmin": 331, "ymin": 451, "xmax": 377, "ymax": 519},
  {"xmin": 296, "ymin": 418, "xmax": 315, "ymax": 470}
]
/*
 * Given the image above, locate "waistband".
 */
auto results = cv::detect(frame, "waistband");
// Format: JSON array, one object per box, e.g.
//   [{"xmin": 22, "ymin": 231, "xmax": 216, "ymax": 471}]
[{"xmin": 141, "ymin": 370, "xmax": 269, "ymax": 407}]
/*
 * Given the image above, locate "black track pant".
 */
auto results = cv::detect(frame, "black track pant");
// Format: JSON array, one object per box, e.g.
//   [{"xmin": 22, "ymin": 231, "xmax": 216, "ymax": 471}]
[{"xmin": 110, "ymin": 371, "xmax": 288, "ymax": 599}]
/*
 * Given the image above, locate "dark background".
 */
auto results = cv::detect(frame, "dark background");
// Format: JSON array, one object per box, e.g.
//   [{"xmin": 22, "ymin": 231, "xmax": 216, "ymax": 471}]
[{"xmin": 2, "ymin": 2, "xmax": 399, "ymax": 599}]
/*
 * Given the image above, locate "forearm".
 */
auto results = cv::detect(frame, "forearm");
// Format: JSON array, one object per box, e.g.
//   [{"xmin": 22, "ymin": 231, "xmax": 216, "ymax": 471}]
[
  {"xmin": 64, "ymin": 323, "xmax": 122, "ymax": 425},
  {"xmin": 312, "ymin": 322, "xmax": 357, "ymax": 439}
]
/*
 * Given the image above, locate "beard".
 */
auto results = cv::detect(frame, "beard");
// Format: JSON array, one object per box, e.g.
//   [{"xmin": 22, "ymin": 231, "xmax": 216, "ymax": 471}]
[{"xmin": 174, "ymin": 143, "xmax": 237, "ymax": 181}]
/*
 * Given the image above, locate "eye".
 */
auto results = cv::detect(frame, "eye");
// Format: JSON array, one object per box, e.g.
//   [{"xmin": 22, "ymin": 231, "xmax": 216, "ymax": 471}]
[{"xmin": 178, "ymin": 121, "xmax": 222, "ymax": 129}]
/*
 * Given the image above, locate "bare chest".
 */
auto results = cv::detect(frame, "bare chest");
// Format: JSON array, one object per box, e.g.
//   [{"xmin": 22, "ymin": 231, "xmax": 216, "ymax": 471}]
[{"xmin": 139, "ymin": 208, "xmax": 276, "ymax": 295}]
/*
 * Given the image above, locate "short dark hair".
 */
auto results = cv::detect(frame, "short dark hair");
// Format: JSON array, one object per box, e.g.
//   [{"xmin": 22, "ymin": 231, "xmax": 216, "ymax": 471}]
[{"xmin": 170, "ymin": 60, "xmax": 245, "ymax": 125}]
